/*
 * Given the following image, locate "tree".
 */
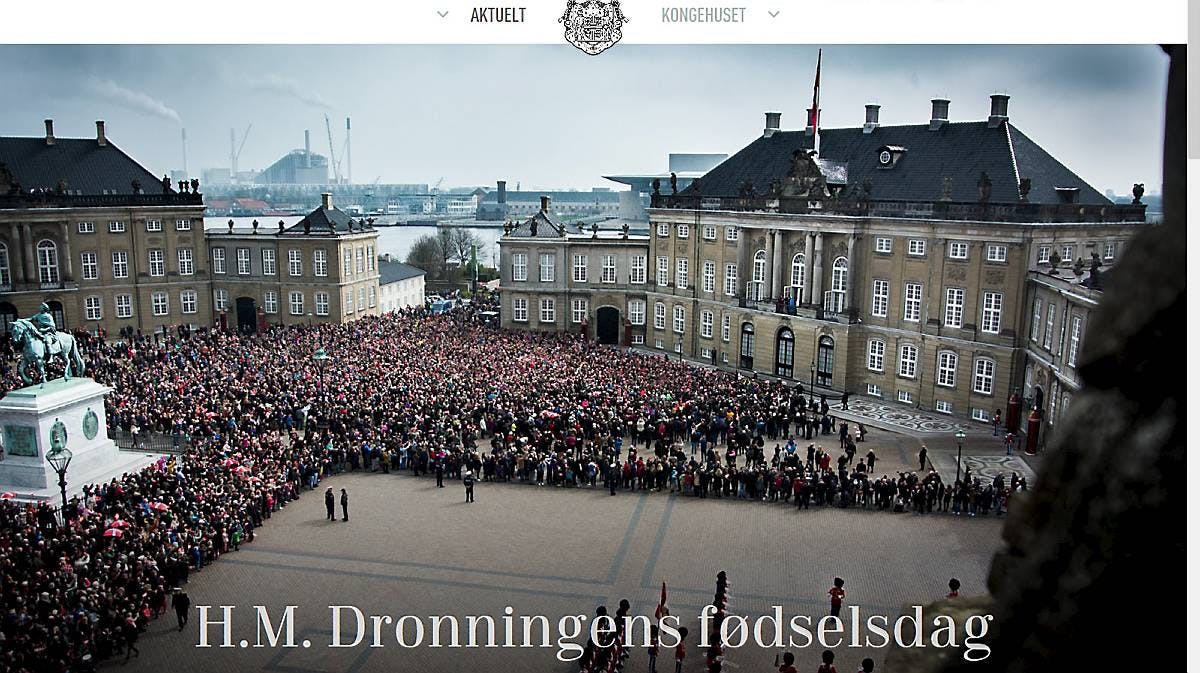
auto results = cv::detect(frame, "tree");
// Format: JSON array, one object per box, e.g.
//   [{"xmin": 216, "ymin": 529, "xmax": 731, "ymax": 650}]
[
  {"xmin": 406, "ymin": 234, "xmax": 442, "ymax": 279},
  {"xmin": 449, "ymin": 228, "xmax": 482, "ymax": 266},
  {"xmin": 435, "ymin": 228, "xmax": 455, "ymax": 272}
]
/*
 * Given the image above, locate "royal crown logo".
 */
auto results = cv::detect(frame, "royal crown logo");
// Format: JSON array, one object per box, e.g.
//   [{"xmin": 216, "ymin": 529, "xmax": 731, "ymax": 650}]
[{"xmin": 559, "ymin": 0, "xmax": 628, "ymax": 56}]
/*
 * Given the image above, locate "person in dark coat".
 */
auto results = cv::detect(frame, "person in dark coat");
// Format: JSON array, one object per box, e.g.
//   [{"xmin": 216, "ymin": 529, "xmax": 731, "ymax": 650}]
[
  {"xmin": 324, "ymin": 487, "xmax": 335, "ymax": 521},
  {"xmin": 463, "ymin": 472, "xmax": 476, "ymax": 502},
  {"xmin": 340, "ymin": 488, "xmax": 349, "ymax": 521},
  {"xmin": 171, "ymin": 588, "xmax": 190, "ymax": 631}
]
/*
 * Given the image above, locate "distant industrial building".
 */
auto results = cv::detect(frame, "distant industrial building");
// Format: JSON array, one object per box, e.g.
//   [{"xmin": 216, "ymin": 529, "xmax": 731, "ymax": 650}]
[
  {"xmin": 476, "ymin": 181, "xmax": 622, "ymax": 221},
  {"xmin": 256, "ymin": 130, "xmax": 329, "ymax": 185}
]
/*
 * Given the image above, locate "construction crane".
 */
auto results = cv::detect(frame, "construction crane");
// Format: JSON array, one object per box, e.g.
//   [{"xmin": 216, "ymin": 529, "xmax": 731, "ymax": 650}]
[
  {"xmin": 324, "ymin": 115, "xmax": 343, "ymax": 184},
  {"xmin": 230, "ymin": 124, "xmax": 252, "ymax": 183}
]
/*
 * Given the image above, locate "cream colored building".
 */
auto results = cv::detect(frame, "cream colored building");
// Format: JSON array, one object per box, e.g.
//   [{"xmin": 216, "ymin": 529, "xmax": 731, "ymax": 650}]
[
  {"xmin": 1, "ymin": 120, "xmax": 208, "ymax": 336},
  {"xmin": 207, "ymin": 193, "xmax": 381, "ymax": 331},
  {"xmin": 499, "ymin": 96, "xmax": 1148, "ymax": 424}
]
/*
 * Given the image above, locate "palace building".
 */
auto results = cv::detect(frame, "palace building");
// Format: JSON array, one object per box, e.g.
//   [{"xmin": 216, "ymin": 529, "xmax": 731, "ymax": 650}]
[
  {"xmin": 1, "ymin": 120, "xmax": 379, "ymax": 336},
  {"xmin": 498, "ymin": 95, "xmax": 1147, "ymax": 436}
]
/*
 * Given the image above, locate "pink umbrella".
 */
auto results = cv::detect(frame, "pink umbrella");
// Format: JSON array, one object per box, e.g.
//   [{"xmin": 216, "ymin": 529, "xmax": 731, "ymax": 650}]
[
  {"xmin": 0, "ymin": 492, "xmax": 15, "ymax": 499},
  {"xmin": 109, "ymin": 519, "xmax": 131, "ymax": 528},
  {"xmin": 231, "ymin": 466, "xmax": 250, "ymax": 474},
  {"xmin": 102, "ymin": 528, "xmax": 123, "ymax": 538},
  {"xmin": 150, "ymin": 502, "xmax": 169, "ymax": 511},
  {"xmin": 220, "ymin": 458, "xmax": 239, "ymax": 467},
  {"xmin": 245, "ymin": 476, "xmax": 262, "ymax": 483}
]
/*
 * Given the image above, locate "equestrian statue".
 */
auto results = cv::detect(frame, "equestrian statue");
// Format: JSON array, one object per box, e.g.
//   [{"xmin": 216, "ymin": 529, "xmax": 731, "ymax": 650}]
[{"xmin": 9, "ymin": 303, "xmax": 86, "ymax": 386}]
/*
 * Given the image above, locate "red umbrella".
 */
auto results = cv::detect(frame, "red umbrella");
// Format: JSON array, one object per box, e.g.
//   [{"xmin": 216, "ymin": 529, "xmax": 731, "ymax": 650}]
[
  {"xmin": 245, "ymin": 476, "xmax": 262, "ymax": 483},
  {"xmin": 220, "ymin": 458, "xmax": 239, "ymax": 467},
  {"xmin": 109, "ymin": 519, "xmax": 131, "ymax": 528},
  {"xmin": 231, "ymin": 466, "xmax": 250, "ymax": 474},
  {"xmin": 102, "ymin": 528, "xmax": 124, "ymax": 538},
  {"xmin": 0, "ymin": 492, "xmax": 15, "ymax": 499},
  {"xmin": 151, "ymin": 502, "xmax": 169, "ymax": 511}
]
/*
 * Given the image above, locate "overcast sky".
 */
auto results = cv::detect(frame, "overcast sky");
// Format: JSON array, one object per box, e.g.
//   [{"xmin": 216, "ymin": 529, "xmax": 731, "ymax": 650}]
[{"xmin": 0, "ymin": 45, "xmax": 1168, "ymax": 194}]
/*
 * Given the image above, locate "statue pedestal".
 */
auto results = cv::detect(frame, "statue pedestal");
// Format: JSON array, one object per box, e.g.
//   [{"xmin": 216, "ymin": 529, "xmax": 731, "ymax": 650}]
[{"xmin": 0, "ymin": 378, "xmax": 161, "ymax": 502}]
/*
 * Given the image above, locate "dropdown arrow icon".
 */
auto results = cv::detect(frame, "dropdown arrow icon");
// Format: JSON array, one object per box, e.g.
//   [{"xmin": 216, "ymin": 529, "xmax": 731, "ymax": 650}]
[
  {"xmin": 437, "ymin": 10, "xmax": 449, "ymax": 17},
  {"xmin": 768, "ymin": 10, "xmax": 780, "ymax": 17}
]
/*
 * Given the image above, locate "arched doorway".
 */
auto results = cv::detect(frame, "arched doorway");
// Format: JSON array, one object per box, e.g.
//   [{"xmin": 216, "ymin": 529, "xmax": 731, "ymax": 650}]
[
  {"xmin": 739, "ymin": 322, "xmax": 755, "ymax": 369},
  {"xmin": 47, "ymin": 300, "xmax": 65, "ymax": 330},
  {"xmin": 596, "ymin": 306, "xmax": 620, "ymax": 345},
  {"xmin": 775, "ymin": 327, "xmax": 795, "ymax": 378},
  {"xmin": 816, "ymin": 335, "xmax": 834, "ymax": 387},
  {"xmin": 1034, "ymin": 385, "xmax": 1045, "ymax": 411},
  {"xmin": 235, "ymin": 297, "xmax": 258, "ymax": 334},
  {"xmin": 0, "ymin": 302, "xmax": 17, "ymax": 337}
]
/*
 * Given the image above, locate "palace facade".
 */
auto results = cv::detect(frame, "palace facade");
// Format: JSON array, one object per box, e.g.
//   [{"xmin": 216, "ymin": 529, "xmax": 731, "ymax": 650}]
[{"xmin": 499, "ymin": 95, "xmax": 1146, "ymax": 437}]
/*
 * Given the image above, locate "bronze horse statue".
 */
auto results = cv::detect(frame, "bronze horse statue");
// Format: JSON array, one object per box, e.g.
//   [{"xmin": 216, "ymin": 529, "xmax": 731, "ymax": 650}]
[{"xmin": 9, "ymin": 318, "xmax": 86, "ymax": 386}]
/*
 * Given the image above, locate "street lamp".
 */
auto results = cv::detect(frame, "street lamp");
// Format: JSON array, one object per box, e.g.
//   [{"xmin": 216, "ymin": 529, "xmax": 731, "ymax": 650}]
[
  {"xmin": 45, "ymin": 446, "xmax": 73, "ymax": 515},
  {"xmin": 312, "ymin": 347, "xmax": 330, "ymax": 427},
  {"xmin": 809, "ymin": 360, "xmax": 816, "ymax": 390},
  {"xmin": 954, "ymin": 429, "xmax": 967, "ymax": 484}
]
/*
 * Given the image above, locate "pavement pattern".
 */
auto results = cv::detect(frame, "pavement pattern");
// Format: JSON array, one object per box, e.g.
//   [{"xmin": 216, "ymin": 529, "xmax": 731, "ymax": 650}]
[{"xmin": 111, "ymin": 462, "xmax": 1007, "ymax": 673}]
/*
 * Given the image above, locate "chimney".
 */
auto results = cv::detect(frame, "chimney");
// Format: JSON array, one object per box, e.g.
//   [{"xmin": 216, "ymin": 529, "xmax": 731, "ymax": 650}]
[
  {"xmin": 44, "ymin": 119, "xmax": 55, "ymax": 146},
  {"xmin": 304, "ymin": 130, "xmax": 312, "ymax": 168},
  {"xmin": 929, "ymin": 99, "xmax": 950, "ymax": 131},
  {"xmin": 863, "ymin": 104, "xmax": 881, "ymax": 134},
  {"xmin": 321, "ymin": 192, "xmax": 333, "ymax": 210},
  {"xmin": 805, "ymin": 108, "xmax": 818, "ymax": 136},
  {"xmin": 540, "ymin": 195, "xmax": 550, "ymax": 213},
  {"xmin": 763, "ymin": 111, "xmax": 782, "ymax": 138},
  {"xmin": 95, "ymin": 120, "xmax": 107, "ymax": 146},
  {"xmin": 988, "ymin": 94, "xmax": 1010, "ymax": 128},
  {"xmin": 497, "ymin": 180, "xmax": 507, "ymax": 204}
]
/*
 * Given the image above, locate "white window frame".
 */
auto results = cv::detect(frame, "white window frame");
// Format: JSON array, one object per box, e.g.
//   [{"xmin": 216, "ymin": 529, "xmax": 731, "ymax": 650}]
[
  {"xmin": 37, "ymin": 240, "xmax": 59, "ymax": 285},
  {"xmin": 539, "ymin": 298, "xmax": 556, "ymax": 323},
  {"xmin": 84, "ymin": 296, "xmax": 103, "ymax": 321},
  {"xmin": 539, "ymin": 253, "xmax": 555, "ymax": 282},
  {"xmin": 1043, "ymin": 302, "xmax": 1056, "ymax": 351},
  {"xmin": 148, "ymin": 248, "xmax": 165, "ymax": 277},
  {"xmin": 656, "ymin": 256, "xmax": 669, "ymax": 287},
  {"xmin": 897, "ymin": 344, "xmax": 918, "ymax": 379},
  {"xmin": 151, "ymin": 291, "xmax": 168, "ymax": 316},
  {"xmin": 703, "ymin": 225, "xmax": 717, "ymax": 241},
  {"xmin": 700, "ymin": 310, "xmax": 713, "ymax": 338},
  {"xmin": 871, "ymin": 279, "xmax": 888, "ymax": 318},
  {"xmin": 702, "ymin": 261, "xmax": 716, "ymax": 293},
  {"xmin": 115, "ymin": 294, "xmax": 133, "ymax": 319},
  {"xmin": 572, "ymin": 254, "xmax": 588, "ymax": 283},
  {"xmin": 676, "ymin": 258, "xmax": 688, "ymax": 289},
  {"xmin": 897, "ymin": 390, "xmax": 914, "ymax": 404},
  {"xmin": 948, "ymin": 241, "xmax": 969, "ymax": 260},
  {"xmin": 973, "ymin": 358, "xmax": 995, "ymax": 395},
  {"xmin": 316, "ymin": 292, "xmax": 330, "ymax": 316},
  {"xmin": 986, "ymin": 244, "xmax": 1007, "ymax": 263},
  {"xmin": 724, "ymin": 264, "xmax": 738, "ymax": 297},
  {"xmin": 907, "ymin": 238, "xmax": 926, "ymax": 256},
  {"xmin": 1030, "ymin": 297, "xmax": 1043, "ymax": 344},
  {"xmin": 630, "ymin": 255, "xmax": 646, "ymax": 284},
  {"xmin": 875, "ymin": 236, "xmax": 893, "ymax": 254},
  {"xmin": 108, "ymin": 220, "xmax": 125, "ymax": 233},
  {"xmin": 657, "ymin": 222, "xmax": 670, "ymax": 237},
  {"xmin": 867, "ymin": 339, "xmax": 885, "ymax": 372},
  {"xmin": 112, "ymin": 250, "xmax": 129, "ymax": 279},
  {"xmin": 1068, "ymin": 315, "xmax": 1083, "ymax": 367},
  {"xmin": 314, "ymin": 249, "xmax": 328, "ymax": 277},
  {"xmin": 236, "ymin": 248, "xmax": 252, "ymax": 275},
  {"xmin": 944, "ymin": 287, "xmax": 964, "ymax": 329},
  {"xmin": 512, "ymin": 253, "xmax": 528, "ymax": 282},
  {"xmin": 677, "ymin": 223, "xmax": 689, "ymax": 239},
  {"xmin": 726, "ymin": 226, "xmax": 739, "ymax": 242},
  {"xmin": 571, "ymin": 298, "xmax": 588, "ymax": 324},
  {"xmin": 512, "ymin": 297, "xmax": 528, "ymax": 322},
  {"xmin": 175, "ymin": 218, "xmax": 192, "ymax": 231},
  {"xmin": 903, "ymin": 282, "xmax": 922, "ymax": 322},
  {"xmin": 654, "ymin": 302, "xmax": 667, "ymax": 330},
  {"xmin": 211, "ymin": 248, "xmax": 226, "ymax": 274},
  {"xmin": 178, "ymin": 248, "xmax": 194, "ymax": 276},
  {"xmin": 180, "ymin": 290, "xmax": 197, "ymax": 315},
  {"xmin": 1103, "ymin": 242, "xmax": 1115, "ymax": 261},
  {"xmin": 288, "ymin": 249, "xmax": 303, "ymax": 277},
  {"xmin": 866, "ymin": 383, "xmax": 881, "ymax": 397},
  {"xmin": 262, "ymin": 249, "xmax": 276, "ymax": 276},
  {"xmin": 289, "ymin": 291, "xmax": 304, "ymax": 316},
  {"xmin": 935, "ymin": 400, "xmax": 953, "ymax": 415},
  {"xmin": 77, "ymin": 221, "xmax": 95, "ymax": 234},
  {"xmin": 981, "ymin": 292, "xmax": 1003, "ymax": 334},
  {"xmin": 145, "ymin": 219, "xmax": 162, "ymax": 232},
  {"xmin": 628, "ymin": 300, "xmax": 645, "ymax": 325},
  {"xmin": 672, "ymin": 305, "xmax": 685, "ymax": 334},
  {"xmin": 80, "ymin": 251, "xmax": 98, "ymax": 280},
  {"xmin": 1061, "ymin": 244, "xmax": 1074, "ymax": 263},
  {"xmin": 601, "ymin": 255, "xmax": 617, "ymax": 284},
  {"xmin": 937, "ymin": 351, "xmax": 957, "ymax": 388},
  {"xmin": 264, "ymin": 291, "xmax": 278, "ymax": 315},
  {"xmin": 1038, "ymin": 246, "xmax": 1051, "ymax": 264}
]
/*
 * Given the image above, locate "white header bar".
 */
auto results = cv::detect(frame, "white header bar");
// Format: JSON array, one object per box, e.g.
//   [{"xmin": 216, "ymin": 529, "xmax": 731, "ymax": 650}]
[{"xmin": 1, "ymin": 0, "xmax": 1188, "ymax": 44}]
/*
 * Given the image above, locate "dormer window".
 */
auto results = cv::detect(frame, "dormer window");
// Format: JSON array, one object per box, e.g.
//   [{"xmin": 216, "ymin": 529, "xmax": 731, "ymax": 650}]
[{"xmin": 876, "ymin": 145, "xmax": 906, "ymax": 169}]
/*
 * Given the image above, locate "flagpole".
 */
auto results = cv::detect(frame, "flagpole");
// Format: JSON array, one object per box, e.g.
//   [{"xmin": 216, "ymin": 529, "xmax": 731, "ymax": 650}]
[{"xmin": 812, "ymin": 49, "xmax": 822, "ymax": 158}]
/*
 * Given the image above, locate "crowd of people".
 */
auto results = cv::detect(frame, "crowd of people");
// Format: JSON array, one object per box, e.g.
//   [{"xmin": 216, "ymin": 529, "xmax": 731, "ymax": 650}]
[{"xmin": 0, "ymin": 300, "xmax": 1020, "ymax": 671}]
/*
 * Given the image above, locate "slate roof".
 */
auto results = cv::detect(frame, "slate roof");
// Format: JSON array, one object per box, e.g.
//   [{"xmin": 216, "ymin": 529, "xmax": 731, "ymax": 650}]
[
  {"xmin": 283, "ymin": 202, "xmax": 373, "ymax": 235},
  {"xmin": 0, "ymin": 136, "xmax": 169, "ymax": 195},
  {"xmin": 682, "ymin": 121, "xmax": 1110, "ymax": 205},
  {"xmin": 378, "ymin": 259, "xmax": 426, "ymax": 285},
  {"xmin": 506, "ymin": 210, "xmax": 567, "ymax": 238}
]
